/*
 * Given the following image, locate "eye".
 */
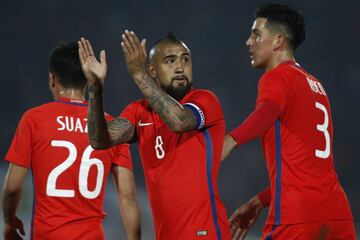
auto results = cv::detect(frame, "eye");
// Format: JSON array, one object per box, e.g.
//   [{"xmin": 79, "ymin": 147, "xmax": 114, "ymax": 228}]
[
  {"xmin": 182, "ymin": 56, "xmax": 190, "ymax": 63},
  {"xmin": 165, "ymin": 58, "xmax": 175, "ymax": 64}
]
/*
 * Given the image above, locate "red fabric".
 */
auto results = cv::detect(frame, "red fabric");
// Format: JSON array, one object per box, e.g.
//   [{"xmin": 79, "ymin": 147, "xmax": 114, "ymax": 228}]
[
  {"xmin": 229, "ymin": 99, "xmax": 280, "ymax": 146},
  {"xmin": 120, "ymin": 89, "xmax": 231, "ymax": 240},
  {"xmin": 258, "ymin": 187, "xmax": 271, "ymax": 208},
  {"xmin": 5, "ymin": 98, "xmax": 132, "ymax": 238},
  {"xmin": 256, "ymin": 61, "xmax": 353, "ymax": 225},
  {"xmin": 262, "ymin": 220, "xmax": 356, "ymax": 240}
]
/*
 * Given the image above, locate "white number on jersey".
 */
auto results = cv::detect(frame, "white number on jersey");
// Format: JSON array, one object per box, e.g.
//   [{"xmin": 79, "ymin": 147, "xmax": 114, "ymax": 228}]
[
  {"xmin": 315, "ymin": 102, "xmax": 330, "ymax": 159},
  {"xmin": 46, "ymin": 140, "xmax": 104, "ymax": 199},
  {"xmin": 155, "ymin": 135, "xmax": 165, "ymax": 159}
]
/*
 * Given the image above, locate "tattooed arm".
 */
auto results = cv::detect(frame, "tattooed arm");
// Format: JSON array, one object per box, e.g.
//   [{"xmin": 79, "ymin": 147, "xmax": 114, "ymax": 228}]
[
  {"xmin": 78, "ymin": 38, "xmax": 135, "ymax": 149},
  {"xmin": 121, "ymin": 30, "xmax": 196, "ymax": 133}
]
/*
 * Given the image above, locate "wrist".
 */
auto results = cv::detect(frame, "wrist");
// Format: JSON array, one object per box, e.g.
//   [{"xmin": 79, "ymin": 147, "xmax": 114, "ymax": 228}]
[
  {"xmin": 131, "ymin": 69, "xmax": 148, "ymax": 82},
  {"xmin": 88, "ymin": 83, "xmax": 103, "ymax": 94},
  {"xmin": 249, "ymin": 195, "xmax": 265, "ymax": 210},
  {"xmin": 225, "ymin": 134, "xmax": 238, "ymax": 149}
]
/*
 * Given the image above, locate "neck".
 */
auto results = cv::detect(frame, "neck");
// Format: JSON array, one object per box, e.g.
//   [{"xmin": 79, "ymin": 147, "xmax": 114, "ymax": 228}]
[
  {"xmin": 54, "ymin": 88, "xmax": 85, "ymax": 100},
  {"xmin": 264, "ymin": 51, "xmax": 295, "ymax": 72}
]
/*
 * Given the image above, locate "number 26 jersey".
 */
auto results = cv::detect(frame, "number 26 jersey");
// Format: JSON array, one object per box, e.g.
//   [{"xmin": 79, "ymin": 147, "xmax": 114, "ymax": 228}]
[{"xmin": 5, "ymin": 98, "xmax": 132, "ymax": 239}]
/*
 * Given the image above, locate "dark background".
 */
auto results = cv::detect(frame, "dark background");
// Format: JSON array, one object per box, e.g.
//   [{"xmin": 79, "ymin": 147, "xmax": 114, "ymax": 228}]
[{"xmin": 0, "ymin": 0, "xmax": 359, "ymax": 238}]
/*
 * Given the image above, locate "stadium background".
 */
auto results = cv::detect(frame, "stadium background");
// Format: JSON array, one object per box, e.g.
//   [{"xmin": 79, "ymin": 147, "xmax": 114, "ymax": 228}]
[{"xmin": 0, "ymin": 0, "xmax": 359, "ymax": 238}]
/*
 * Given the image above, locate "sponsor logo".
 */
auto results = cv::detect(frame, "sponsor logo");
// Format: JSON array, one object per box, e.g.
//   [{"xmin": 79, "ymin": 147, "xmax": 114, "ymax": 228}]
[{"xmin": 138, "ymin": 120, "xmax": 153, "ymax": 127}]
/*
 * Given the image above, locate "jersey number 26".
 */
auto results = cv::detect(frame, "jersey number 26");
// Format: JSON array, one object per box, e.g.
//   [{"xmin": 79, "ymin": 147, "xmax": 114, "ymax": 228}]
[{"xmin": 46, "ymin": 140, "xmax": 104, "ymax": 199}]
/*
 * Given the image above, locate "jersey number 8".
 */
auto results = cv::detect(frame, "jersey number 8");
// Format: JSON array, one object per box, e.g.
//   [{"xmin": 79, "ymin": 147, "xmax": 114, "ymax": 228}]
[{"xmin": 46, "ymin": 140, "xmax": 104, "ymax": 199}]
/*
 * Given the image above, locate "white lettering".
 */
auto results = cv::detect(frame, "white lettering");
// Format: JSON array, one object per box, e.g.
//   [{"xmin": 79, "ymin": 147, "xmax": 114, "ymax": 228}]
[
  {"xmin": 56, "ymin": 116, "xmax": 88, "ymax": 133},
  {"xmin": 57, "ymin": 116, "xmax": 66, "ymax": 131},
  {"xmin": 307, "ymin": 77, "xmax": 326, "ymax": 96}
]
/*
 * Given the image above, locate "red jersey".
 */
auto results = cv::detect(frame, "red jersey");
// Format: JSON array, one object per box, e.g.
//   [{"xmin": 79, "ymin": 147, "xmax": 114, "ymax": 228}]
[
  {"xmin": 121, "ymin": 89, "xmax": 231, "ymax": 240},
  {"xmin": 257, "ymin": 61, "xmax": 353, "ymax": 225},
  {"xmin": 5, "ymin": 98, "xmax": 132, "ymax": 240}
]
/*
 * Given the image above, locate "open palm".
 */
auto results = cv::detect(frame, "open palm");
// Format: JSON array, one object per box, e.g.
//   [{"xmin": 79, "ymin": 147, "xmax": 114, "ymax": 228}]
[{"xmin": 78, "ymin": 38, "xmax": 107, "ymax": 85}]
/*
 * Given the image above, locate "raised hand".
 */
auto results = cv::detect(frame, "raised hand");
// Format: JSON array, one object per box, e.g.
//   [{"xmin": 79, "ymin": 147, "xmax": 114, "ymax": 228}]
[
  {"xmin": 78, "ymin": 38, "xmax": 107, "ymax": 86},
  {"xmin": 229, "ymin": 196, "xmax": 264, "ymax": 240},
  {"xmin": 120, "ymin": 30, "xmax": 147, "ymax": 79},
  {"xmin": 3, "ymin": 216, "xmax": 25, "ymax": 240}
]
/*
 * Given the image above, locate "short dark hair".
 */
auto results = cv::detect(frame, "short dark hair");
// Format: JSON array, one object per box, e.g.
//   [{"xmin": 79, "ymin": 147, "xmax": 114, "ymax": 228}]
[
  {"xmin": 149, "ymin": 32, "xmax": 186, "ymax": 61},
  {"xmin": 49, "ymin": 42, "xmax": 86, "ymax": 89},
  {"xmin": 255, "ymin": 3, "xmax": 305, "ymax": 49}
]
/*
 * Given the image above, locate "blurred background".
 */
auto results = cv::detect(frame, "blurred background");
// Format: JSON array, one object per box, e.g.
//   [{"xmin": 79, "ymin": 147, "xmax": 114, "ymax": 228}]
[{"xmin": 1, "ymin": 0, "xmax": 359, "ymax": 239}]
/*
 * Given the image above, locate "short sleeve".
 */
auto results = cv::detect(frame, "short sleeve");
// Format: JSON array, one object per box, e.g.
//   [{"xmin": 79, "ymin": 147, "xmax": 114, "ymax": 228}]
[
  {"xmin": 119, "ymin": 102, "xmax": 138, "ymax": 127},
  {"xmin": 257, "ymin": 71, "xmax": 288, "ymax": 113},
  {"xmin": 112, "ymin": 143, "xmax": 133, "ymax": 171},
  {"xmin": 183, "ymin": 90, "xmax": 224, "ymax": 129},
  {"xmin": 5, "ymin": 111, "xmax": 33, "ymax": 168}
]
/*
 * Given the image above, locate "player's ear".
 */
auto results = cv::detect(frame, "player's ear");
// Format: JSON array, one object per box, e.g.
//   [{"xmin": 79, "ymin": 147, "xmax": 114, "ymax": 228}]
[
  {"xmin": 48, "ymin": 73, "xmax": 55, "ymax": 89},
  {"xmin": 273, "ymin": 33, "xmax": 286, "ymax": 50},
  {"xmin": 147, "ymin": 63, "xmax": 157, "ymax": 78}
]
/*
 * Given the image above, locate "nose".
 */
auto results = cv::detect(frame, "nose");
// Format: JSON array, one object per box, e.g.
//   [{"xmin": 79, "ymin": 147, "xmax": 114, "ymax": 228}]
[
  {"xmin": 246, "ymin": 37, "xmax": 252, "ymax": 48},
  {"xmin": 174, "ymin": 60, "xmax": 184, "ymax": 73}
]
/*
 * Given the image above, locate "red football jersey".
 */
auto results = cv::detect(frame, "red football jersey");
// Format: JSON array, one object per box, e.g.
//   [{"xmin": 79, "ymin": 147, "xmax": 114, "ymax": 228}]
[
  {"xmin": 5, "ymin": 98, "xmax": 132, "ymax": 240},
  {"xmin": 121, "ymin": 89, "xmax": 231, "ymax": 240},
  {"xmin": 257, "ymin": 61, "xmax": 353, "ymax": 225}
]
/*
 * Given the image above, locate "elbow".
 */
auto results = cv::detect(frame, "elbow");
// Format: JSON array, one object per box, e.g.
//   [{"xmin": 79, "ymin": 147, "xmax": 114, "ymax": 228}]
[
  {"xmin": 89, "ymin": 141, "xmax": 111, "ymax": 150},
  {"xmin": 168, "ymin": 122, "xmax": 188, "ymax": 133}
]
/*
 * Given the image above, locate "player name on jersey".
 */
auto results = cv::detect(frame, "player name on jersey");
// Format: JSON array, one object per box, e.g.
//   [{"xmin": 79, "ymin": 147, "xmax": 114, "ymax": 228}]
[
  {"xmin": 56, "ymin": 116, "xmax": 88, "ymax": 133},
  {"xmin": 306, "ymin": 77, "xmax": 326, "ymax": 95}
]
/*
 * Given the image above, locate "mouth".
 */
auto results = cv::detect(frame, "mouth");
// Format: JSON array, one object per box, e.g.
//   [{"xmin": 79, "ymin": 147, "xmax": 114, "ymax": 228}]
[{"xmin": 172, "ymin": 75, "xmax": 188, "ymax": 83}]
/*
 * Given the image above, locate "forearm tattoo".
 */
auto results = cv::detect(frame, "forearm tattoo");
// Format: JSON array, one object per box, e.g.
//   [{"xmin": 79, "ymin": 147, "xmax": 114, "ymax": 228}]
[
  {"xmin": 108, "ymin": 117, "xmax": 134, "ymax": 144},
  {"xmin": 88, "ymin": 86, "xmax": 110, "ymax": 148},
  {"xmin": 134, "ymin": 73, "xmax": 196, "ymax": 130},
  {"xmin": 88, "ymin": 85, "xmax": 134, "ymax": 148}
]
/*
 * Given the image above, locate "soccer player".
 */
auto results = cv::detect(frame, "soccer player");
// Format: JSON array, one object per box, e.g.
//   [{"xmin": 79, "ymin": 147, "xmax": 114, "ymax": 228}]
[
  {"xmin": 2, "ymin": 42, "xmax": 141, "ymax": 240},
  {"xmin": 221, "ymin": 4, "xmax": 355, "ymax": 240},
  {"xmin": 78, "ymin": 31, "xmax": 231, "ymax": 239}
]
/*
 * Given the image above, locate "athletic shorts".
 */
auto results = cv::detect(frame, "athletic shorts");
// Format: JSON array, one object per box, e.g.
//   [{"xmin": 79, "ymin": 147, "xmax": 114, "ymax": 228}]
[{"xmin": 262, "ymin": 220, "xmax": 355, "ymax": 240}]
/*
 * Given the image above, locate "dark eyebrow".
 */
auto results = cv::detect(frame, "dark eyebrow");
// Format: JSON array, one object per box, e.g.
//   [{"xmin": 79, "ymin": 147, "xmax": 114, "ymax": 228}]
[
  {"xmin": 163, "ymin": 53, "xmax": 190, "ymax": 60},
  {"xmin": 163, "ymin": 54, "xmax": 177, "ymax": 60},
  {"xmin": 252, "ymin": 28, "xmax": 261, "ymax": 34}
]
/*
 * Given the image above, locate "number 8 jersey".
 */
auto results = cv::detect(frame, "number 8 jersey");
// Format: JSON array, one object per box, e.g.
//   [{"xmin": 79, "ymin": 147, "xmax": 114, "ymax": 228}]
[
  {"xmin": 120, "ymin": 89, "xmax": 231, "ymax": 240},
  {"xmin": 256, "ymin": 61, "xmax": 353, "ymax": 225},
  {"xmin": 5, "ymin": 98, "xmax": 132, "ymax": 240}
]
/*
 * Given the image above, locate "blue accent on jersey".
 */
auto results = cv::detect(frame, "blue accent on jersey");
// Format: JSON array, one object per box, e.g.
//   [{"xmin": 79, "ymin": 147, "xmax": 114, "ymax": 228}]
[
  {"xmin": 56, "ymin": 100, "xmax": 88, "ymax": 107},
  {"xmin": 184, "ymin": 104, "xmax": 201, "ymax": 129},
  {"xmin": 275, "ymin": 119, "xmax": 282, "ymax": 225},
  {"xmin": 203, "ymin": 129, "xmax": 222, "ymax": 240}
]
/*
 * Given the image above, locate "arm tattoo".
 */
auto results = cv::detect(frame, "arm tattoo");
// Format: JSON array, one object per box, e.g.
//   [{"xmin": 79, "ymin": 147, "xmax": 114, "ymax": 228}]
[
  {"xmin": 132, "ymin": 73, "xmax": 196, "ymax": 132},
  {"xmin": 87, "ymin": 84, "xmax": 134, "ymax": 149},
  {"xmin": 108, "ymin": 117, "xmax": 135, "ymax": 144}
]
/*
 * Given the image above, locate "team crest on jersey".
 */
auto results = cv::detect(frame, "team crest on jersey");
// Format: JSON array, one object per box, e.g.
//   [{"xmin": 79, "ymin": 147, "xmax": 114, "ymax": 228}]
[{"xmin": 196, "ymin": 230, "xmax": 208, "ymax": 236}]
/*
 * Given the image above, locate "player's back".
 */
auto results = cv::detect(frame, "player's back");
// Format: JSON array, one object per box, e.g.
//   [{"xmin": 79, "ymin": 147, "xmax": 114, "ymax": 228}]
[
  {"xmin": 260, "ymin": 62, "xmax": 353, "ymax": 225},
  {"xmin": 7, "ymin": 98, "xmax": 115, "ymax": 239}
]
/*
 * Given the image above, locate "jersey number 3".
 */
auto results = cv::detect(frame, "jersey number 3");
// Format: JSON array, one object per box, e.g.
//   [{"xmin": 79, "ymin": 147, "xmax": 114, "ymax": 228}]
[
  {"xmin": 46, "ymin": 140, "xmax": 104, "ymax": 199},
  {"xmin": 315, "ymin": 102, "xmax": 330, "ymax": 159}
]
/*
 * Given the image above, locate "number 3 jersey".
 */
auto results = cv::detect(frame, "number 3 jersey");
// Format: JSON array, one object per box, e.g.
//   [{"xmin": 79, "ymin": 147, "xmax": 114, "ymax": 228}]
[
  {"xmin": 120, "ymin": 89, "xmax": 231, "ymax": 240},
  {"xmin": 5, "ymin": 98, "xmax": 132, "ymax": 239},
  {"xmin": 257, "ymin": 61, "xmax": 353, "ymax": 225}
]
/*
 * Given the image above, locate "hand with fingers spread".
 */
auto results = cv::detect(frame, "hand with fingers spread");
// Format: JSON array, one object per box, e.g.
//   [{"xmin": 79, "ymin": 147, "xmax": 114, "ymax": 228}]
[
  {"xmin": 120, "ymin": 30, "xmax": 147, "ymax": 79},
  {"xmin": 229, "ymin": 196, "xmax": 264, "ymax": 240},
  {"xmin": 78, "ymin": 37, "xmax": 107, "ymax": 86},
  {"xmin": 4, "ymin": 216, "xmax": 25, "ymax": 240}
]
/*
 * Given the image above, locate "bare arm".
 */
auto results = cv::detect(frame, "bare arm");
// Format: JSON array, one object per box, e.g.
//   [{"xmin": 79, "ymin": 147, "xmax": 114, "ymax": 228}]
[
  {"xmin": 2, "ymin": 163, "xmax": 27, "ymax": 239},
  {"xmin": 78, "ymin": 38, "xmax": 135, "ymax": 149},
  {"xmin": 121, "ymin": 30, "xmax": 196, "ymax": 132},
  {"xmin": 112, "ymin": 166, "xmax": 141, "ymax": 240},
  {"xmin": 229, "ymin": 194, "xmax": 265, "ymax": 240}
]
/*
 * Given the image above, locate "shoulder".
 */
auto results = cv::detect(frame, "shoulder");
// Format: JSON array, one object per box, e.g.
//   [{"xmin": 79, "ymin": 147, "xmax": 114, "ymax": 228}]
[
  {"xmin": 183, "ymin": 89, "xmax": 220, "ymax": 103},
  {"xmin": 20, "ymin": 102, "xmax": 55, "ymax": 120}
]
